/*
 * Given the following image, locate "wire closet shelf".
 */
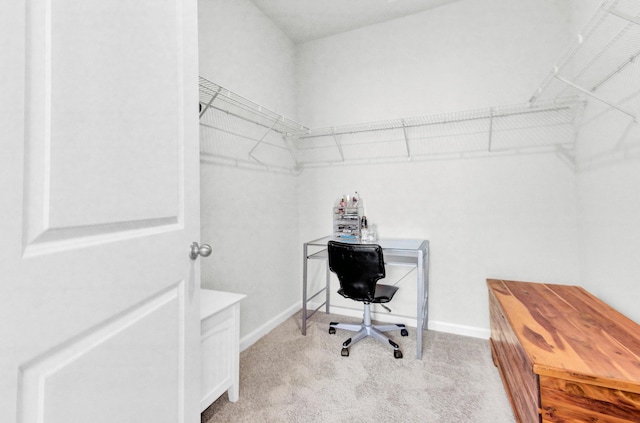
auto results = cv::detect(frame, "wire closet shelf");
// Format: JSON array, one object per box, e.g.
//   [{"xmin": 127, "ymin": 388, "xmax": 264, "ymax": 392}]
[
  {"xmin": 199, "ymin": 75, "xmax": 584, "ymax": 172},
  {"xmin": 531, "ymin": 0, "xmax": 640, "ymax": 124},
  {"xmin": 199, "ymin": 76, "xmax": 308, "ymax": 173},
  {"xmin": 287, "ymin": 98, "xmax": 583, "ymax": 168}
]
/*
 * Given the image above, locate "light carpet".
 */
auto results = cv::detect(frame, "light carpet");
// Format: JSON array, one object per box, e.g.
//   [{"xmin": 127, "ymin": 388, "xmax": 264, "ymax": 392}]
[{"xmin": 201, "ymin": 311, "xmax": 515, "ymax": 423}]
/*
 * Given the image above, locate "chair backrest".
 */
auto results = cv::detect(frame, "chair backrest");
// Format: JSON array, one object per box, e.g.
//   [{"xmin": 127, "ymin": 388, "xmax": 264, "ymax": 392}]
[{"xmin": 327, "ymin": 241, "xmax": 385, "ymax": 302}]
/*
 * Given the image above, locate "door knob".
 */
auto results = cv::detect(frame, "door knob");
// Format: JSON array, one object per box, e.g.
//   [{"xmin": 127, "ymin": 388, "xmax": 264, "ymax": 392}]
[{"xmin": 189, "ymin": 242, "xmax": 212, "ymax": 260}]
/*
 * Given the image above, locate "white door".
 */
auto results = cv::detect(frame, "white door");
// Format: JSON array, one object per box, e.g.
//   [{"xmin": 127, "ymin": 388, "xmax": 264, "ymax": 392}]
[{"xmin": 0, "ymin": 1, "xmax": 201, "ymax": 422}]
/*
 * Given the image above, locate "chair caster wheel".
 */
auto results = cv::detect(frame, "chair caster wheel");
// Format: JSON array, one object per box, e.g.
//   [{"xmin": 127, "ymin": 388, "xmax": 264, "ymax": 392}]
[
  {"xmin": 400, "ymin": 328, "xmax": 408, "ymax": 337},
  {"xmin": 341, "ymin": 348, "xmax": 350, "ymax": 357},
  {"xmin": 329, "ymin": 327, "xmax": 336, "ymax": 335},
  {"xmin": 394, "ymin": 350, "xmax": 403, "ymax": 359}
]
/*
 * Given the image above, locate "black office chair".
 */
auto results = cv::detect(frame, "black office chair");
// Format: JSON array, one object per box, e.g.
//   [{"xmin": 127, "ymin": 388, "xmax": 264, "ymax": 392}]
[{"xmin": 327, "ymin": 241, "xmax": 408, "ymax": 359}]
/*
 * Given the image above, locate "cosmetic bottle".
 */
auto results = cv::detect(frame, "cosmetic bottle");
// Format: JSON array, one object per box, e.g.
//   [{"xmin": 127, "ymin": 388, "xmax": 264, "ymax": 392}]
[{"xmin": 360, "ymin": 216, "xmax": 369, "ymax": 242}]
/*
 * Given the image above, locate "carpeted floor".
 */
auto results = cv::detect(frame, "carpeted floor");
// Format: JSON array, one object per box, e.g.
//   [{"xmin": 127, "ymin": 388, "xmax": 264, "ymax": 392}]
[{"xmin": 201, "ymin": 311, "xmax": 515, "ymax": 423}]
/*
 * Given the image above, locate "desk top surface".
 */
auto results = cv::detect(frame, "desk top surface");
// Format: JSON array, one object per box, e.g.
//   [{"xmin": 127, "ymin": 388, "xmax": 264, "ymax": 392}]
[{"xmin": 307, "ymin": 235, "xmax": 428, "ymax": 251}]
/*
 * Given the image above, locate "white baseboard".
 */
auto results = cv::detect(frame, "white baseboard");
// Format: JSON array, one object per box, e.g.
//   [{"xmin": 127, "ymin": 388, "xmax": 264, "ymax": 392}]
[
  {"xmin": 324, "ymin": 304, "xmax": 491, "ymax": 340},
  {"xmin": 239, "ymin": 302, "xmax": 301, "ymax": 352},
  {"xmin": 427, "ymin": 320, "xmax": 490, "ymax": 339},
  {"xmin": 240, "ymin": 303, "xmax": 490, "ymax": 352}
]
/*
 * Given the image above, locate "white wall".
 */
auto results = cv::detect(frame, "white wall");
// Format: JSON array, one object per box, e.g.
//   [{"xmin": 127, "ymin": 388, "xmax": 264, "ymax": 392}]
[
  {"xmin": 295, "ymin": 0, "xmax": 582, "ymax": 128},
  {"xmin": 198, "ymin": 0, "xmax": 634, "ymax": 343},
  {"xmin": 198, "ymin": 0, "xmax": 300, "ymax": 340},
  {"xmin": 575, "ymin": 62, "xmax": 640, "ymax": 323},
  {"xmin": 199, "ymin": 0, "xmax": 296, "ymax": 117},
  {"xmin": 299, "ymin": 154, "xmax": 580, "ymax": 335},
  {"xmin": 295, "ymin": 0, "xmax": 591, "ymax": 336}
]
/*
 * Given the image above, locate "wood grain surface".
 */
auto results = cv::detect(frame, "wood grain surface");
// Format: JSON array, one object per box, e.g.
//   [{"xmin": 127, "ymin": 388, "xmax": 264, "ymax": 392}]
[{"xmin": 488, "ymin": 279, "xmax": 640, "ymax": 423}]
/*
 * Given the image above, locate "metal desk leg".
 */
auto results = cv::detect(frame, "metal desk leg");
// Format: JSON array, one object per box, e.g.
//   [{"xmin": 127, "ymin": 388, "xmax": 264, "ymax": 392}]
[
  {"xmin": 302, "ymin": 242, "xmax": 308, "ymax": 336},
  {"xmin": 422, "ymin": 243, "xmax": 429, "ymax": 330},
  {"xmin": 325, "ymin": 260, "xmax": 330, "ymax": 313},
  {"xmin": 423, "ymin": 244, "xmax": 429, "ymax": 331},
  {"xmin": 416, "ymin": 250, "xmax": 424, "ymax": 359}
]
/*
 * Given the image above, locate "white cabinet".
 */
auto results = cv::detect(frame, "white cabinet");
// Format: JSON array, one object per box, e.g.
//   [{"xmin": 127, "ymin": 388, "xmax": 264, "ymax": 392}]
[{"xmin": 200, "ymin": 289, "xmax": 245, "ymax": 412}]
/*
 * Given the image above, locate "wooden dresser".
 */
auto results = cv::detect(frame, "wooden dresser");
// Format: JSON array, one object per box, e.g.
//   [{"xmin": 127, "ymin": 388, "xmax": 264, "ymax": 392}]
[{"xmin": 487, "ymin": 279, "xmax": 640, "ymax": 423}]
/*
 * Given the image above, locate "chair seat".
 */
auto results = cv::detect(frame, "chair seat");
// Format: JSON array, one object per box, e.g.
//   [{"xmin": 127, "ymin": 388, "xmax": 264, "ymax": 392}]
[{"xmin": 338, "ymin": 283, "xmax": 398, "ymax": 303}]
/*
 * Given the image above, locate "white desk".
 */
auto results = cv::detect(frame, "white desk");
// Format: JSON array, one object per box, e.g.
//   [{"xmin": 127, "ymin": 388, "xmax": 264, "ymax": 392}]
[{"xmin": 302, "ymin": 236, "xmax": 429, "ymax": 359}]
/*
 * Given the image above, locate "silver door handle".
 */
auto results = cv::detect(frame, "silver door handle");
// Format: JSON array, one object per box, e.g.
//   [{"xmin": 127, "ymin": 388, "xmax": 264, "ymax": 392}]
[{"xmin": 189, "ymin": 242, "xmax": 212, "ymax": 260}]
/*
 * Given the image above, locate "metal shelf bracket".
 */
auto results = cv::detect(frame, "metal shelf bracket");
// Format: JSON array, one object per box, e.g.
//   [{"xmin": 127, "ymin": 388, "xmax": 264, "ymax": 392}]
[
  {"xmin": 553, "ymin": 71, "xmax": 637, "ymax": 122},
  {"xmin": 248, "ymin": 116, "xmax": 282, "ymax": 164},
  {"xmin": 401, "ymin": 119, "xmax": 411, "ymax": 158},
  {"xmin": 199, "ymin": 89, "xmax": 220, "ymax": 119},
  {"xmin": 331, "ymin": 129, "xmax": 345, "ymax": 162}
]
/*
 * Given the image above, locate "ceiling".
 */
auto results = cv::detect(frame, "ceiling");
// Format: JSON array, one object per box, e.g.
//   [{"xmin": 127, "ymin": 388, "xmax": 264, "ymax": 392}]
[{"xmin": 250, "ymin": 0, "xmax": 461, "ymax": 44}]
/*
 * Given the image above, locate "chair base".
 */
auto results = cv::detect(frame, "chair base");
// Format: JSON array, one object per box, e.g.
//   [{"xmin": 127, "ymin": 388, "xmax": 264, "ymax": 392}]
[{"xmin": 329, "ymin": 304, "xmax": 408, "ymax": 359}]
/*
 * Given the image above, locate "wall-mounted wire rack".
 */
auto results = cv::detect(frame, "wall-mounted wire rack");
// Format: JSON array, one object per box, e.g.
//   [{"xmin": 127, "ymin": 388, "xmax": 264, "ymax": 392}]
[
  {"xmin": 200, "ymin": 75, "xmax": 585, "ymax": 172},
  {"xmin": 287, "ymin": 98, "xmax": 584, "ymax": 168},
  {"xmin": 201, "ymin": 1, "xmax": 640, "ymax": 172},
  {"xmin": 199, "ymin": 76, "xmax": 308, "ymax": 173},
  {"xmin": 530, "ymin": 0, "xmax": 640, "ymax": 124}
]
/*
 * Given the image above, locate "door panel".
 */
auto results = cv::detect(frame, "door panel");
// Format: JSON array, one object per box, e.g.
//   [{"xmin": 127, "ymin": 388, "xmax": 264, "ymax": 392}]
[
  {"xmin": 19, "ymin": 284, "xmax": 184, "ymax": 423},
  {"xmin": 24, "ymin": 0, "xmax": 182, "ymax": 248},
  {"xmin": 1, "ymin": 0, "xmax": 200, "ymax": 422}
]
